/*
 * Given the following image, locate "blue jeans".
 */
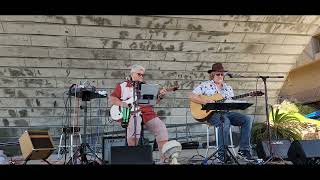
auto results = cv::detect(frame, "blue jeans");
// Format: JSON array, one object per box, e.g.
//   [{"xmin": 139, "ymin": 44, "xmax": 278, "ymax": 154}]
[{"xmin": 208, "ymin": 111, "xmax": 253, "ymax": 153}]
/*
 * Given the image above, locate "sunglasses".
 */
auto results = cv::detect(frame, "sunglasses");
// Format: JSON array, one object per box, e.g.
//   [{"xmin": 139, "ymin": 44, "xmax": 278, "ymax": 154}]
[
  {"xmin": 136, "ymin": 73, "xmax": 144, "ymax": 77},
  {"xmin": 214, "ymin": 73, "xmax": 224, "ymax": 76}
]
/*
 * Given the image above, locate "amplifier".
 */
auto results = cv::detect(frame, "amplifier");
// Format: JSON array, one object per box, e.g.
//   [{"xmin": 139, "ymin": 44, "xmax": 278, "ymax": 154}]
[
  {"xmin": 102, "ymin": 136, "xmax": 126, "ymax": 163},
  {"xmin": 110, "ymin": 145, "xmax": 153, "ymax": 165},
  {"xmin": 256, "ymin": 139, "xmax": 291, "ymax": 160}
]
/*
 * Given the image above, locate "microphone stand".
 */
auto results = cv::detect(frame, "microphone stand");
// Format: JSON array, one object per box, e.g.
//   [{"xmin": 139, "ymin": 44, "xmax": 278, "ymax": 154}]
[
  {"xmin": 227, "ymin": 74, "xmax": 284, "ymax": 163},
  {"xmin": 132, "ymin": 81, "xmax": 141, "ymax": 146}
]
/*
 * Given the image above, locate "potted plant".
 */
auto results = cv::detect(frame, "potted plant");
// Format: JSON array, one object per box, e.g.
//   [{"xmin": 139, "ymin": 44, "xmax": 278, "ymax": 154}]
[{"xmin": 251, "ymin": 106, "xmax": 302, "ymax": 145}]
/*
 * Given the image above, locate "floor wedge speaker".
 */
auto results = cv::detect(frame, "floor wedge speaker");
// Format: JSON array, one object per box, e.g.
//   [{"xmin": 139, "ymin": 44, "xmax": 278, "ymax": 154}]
[
  {"xmin": 256, "ymin": 139, "xmax": 291, "ymax": 160},
  {"xmin": 102, "ymin": 136, "xmax": 126, "ymax": 163},
  {"xmin": 110, "ymin": 145, "xmax": 153, "ymax": 164},
  {"xmin": 288, "ymin": 140, "xmax": 320, "ymax": 165}
]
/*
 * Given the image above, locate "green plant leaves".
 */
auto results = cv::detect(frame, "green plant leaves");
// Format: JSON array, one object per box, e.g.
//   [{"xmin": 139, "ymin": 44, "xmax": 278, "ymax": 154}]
[{"xmin": 252, "ymin": 106, "xmax": 303, "ymax": 144}]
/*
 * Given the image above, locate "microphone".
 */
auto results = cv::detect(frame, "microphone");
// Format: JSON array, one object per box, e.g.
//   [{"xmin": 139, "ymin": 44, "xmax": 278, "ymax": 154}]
[{"xmin": 225, "ymin": 72, "xmax": 243, "ymax": 78}]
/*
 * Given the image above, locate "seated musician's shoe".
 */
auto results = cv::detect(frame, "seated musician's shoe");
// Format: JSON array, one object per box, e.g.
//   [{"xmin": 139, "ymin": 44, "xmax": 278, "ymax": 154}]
[{"xmin": 238, "ymin": 150, "xmax": 255, "ymax": 162}]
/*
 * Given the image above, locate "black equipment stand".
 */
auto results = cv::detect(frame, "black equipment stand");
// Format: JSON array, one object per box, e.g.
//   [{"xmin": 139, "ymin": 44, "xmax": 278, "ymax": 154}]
[
  {"xmin": 201, "ymin": 102, "xmax": 253, "ymax": 165},
  {"xmin": 131, "ymin": 81, "xmax": 148, "ymax": 146},
  {"xmin": 67, "ymin": 88, "xmax": 107, "ymax": 165},
  {"xmin": 229, "ymin": 75, "xmax": 284, "ymax": 164},
  {"xmin": 119, "ymin": 81, "xmax": 147, "ymax": 147},
  {"xmin": 132, "ymin": 81, "xmax": 139, "ymax": 146},
  {"xmin": 259, "ymin": 76, "xmax": 285, "ymax": 164}
]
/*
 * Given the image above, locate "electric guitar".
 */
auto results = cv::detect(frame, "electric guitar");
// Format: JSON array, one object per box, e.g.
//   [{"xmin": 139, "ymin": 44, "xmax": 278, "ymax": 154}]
[
  {"xmin": 110, "ymin": 85, "xmax": 179, "ymax": 121},
  {"xmin": 190, "ymin": 91, "xmax": 264, "ymax": 122}
]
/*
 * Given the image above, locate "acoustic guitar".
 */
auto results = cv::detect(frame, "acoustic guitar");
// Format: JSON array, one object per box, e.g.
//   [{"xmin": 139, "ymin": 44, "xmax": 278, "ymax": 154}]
[{"xmin": 190, "ymin": 91, "xmax": 264, "ymax": 122}]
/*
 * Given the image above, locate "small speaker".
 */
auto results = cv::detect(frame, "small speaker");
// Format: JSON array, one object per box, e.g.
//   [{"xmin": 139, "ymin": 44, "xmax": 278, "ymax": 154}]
[
  {"xmin": 256, "ymin": 139, "xmax": 291, "ymax": 160},
  {"xmin": 110, "ymin": 145, "xmax": 153, "ymax": 164},
  {"xmin": 19, "ymin": 130, "xmax": 55, "ymax": 161},
  {"xmin": 288, "ymin": 140, "xmax": 320, "ymax": 165},
  {"xmin": 102, "ymin": 136, "xmax": 126, "ymax": 163}
]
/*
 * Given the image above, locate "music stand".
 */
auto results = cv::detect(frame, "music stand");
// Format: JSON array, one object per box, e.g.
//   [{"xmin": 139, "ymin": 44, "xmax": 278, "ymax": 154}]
[
  {"xmin": 138, "ymin": 84, "xmax": 160, "ymax": 106},
  {"xmin": 135, "ymin": 84, "xmax": 159, "ymax": 145},
  {"xmin": 201, "ymin": 102, "xmax": 253, "ymax": 165},
  {"xmin": 67, "ymin": 88, "xmax": 107, "ymax": 165}
]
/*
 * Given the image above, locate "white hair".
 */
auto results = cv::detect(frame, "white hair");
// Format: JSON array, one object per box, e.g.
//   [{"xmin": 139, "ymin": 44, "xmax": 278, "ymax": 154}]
[{"xmin": 130, "ymin": 64, "xmax": 145, "ymax": 74}]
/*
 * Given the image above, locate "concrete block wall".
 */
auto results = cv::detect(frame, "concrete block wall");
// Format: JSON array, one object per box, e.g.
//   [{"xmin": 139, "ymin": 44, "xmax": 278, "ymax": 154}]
[{"xmin": 0, "ymin": 15, "xmax": 319, "ymax": 153}]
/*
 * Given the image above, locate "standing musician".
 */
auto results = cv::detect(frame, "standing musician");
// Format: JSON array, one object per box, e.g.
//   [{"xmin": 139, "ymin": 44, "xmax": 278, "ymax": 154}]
[
  {"xmin": 109, "ymin": 64, "xmax": 169, "ymax": 163},
  {"xmin": 188, "ymin": 63, "xmax": 254, "ymax": 162}
]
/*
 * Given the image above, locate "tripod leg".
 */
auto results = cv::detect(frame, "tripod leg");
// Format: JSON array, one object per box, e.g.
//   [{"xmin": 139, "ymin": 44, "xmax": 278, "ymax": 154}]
[
  {"xmin": 80, "ymin": 144, "xmax": 88, "ymax": 164},
  {"xmin": 64, "ymin": 133, "xmax": 67, "ymax": 164},
  {"xmin": 226, "ymin": 148, "xmax": 240, "ymax": 165},
  {"xmin": 263, "ymin": 156, "xmax": 272, "ymax": 164},
  {"xmin": 71, "ymin": 134, "xmax": 74, "ymax": 161},
  {"xmin": 202, "ymin": 147, "xmax": 220, "ymax": 165},
  {"xmin": 263, "ymin": 154, "xmax": 285, "ymax": 164},
  {"xmin": 42, "ymin": 159, "xmax": 52, "ymax": 165},
  {"xmin": 85, "ymin": 144, "xmax": 104, "ymax": 164},
  {"xmin": 219, "ymin": 112, "xmax": 227, "ymax": 164},
  {"xmin": 67, "ymin": 145, "xmax": 83, "ymax": 165}
]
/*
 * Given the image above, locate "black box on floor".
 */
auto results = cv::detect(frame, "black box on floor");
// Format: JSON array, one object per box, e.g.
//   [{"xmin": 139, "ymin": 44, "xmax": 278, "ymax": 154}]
[
  {"xmin": 288, "ymin": 140, "xmax": 320, "ymax": 165},
  {"xmin": 256, "ymin": 139, "xmax": 291, "ymax": 160},
  {"xmin": 102, "ymin": 136, "xmax": 126, "ymax": 163},
  {"xmin": 110, "ymin": 145, "xmax": 153, "ymax": 164},
  {"xmin": 181, "ymin": 141, "xmax": 199, "ymax": 149}
]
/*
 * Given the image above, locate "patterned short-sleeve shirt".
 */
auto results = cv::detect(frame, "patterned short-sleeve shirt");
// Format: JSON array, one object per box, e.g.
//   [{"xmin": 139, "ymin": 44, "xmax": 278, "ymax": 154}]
[{"xmin": 192, "ymin": 80, "xmax": 234, "ymax": 100}]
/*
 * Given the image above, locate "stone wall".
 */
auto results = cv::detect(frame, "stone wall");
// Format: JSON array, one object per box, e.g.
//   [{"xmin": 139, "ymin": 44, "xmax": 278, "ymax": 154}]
[{"xmin": 0, "ymin": 15, "xmax": 319, "ymax": 153}]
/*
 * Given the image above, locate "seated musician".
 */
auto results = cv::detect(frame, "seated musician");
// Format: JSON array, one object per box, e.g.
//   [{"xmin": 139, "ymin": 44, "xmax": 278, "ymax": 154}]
[
  {"xmin": 188, "ymin": 63, "xmax": 254, "ymax": 162},
  {"xmin": 109, "ymin": 64, "xmax": 169, "ymax": 163}
]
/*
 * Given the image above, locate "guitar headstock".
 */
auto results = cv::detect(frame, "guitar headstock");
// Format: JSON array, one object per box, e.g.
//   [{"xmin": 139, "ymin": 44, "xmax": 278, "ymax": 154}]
[{"xmin": 249, "ymin": 90, "xmax": 264, "ymax": 97}]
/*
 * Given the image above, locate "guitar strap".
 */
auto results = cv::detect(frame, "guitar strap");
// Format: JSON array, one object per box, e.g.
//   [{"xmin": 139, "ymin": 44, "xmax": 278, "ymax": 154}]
[{"xmin": 121, "ymin": 107, "xmax": 131, "ymax": 128}]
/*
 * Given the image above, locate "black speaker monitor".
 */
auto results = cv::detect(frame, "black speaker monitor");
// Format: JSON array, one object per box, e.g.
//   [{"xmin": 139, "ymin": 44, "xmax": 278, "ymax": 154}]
[
  {"xmin": 256, "ymin": 139, "xmax": 291, "ymax": 160},
  {"xmin": 288, "ymin": 140, "xmax": 320, "ymax": 165},
  {"xmin": 102, "ymin": 136, "xmax": 126, "ymax": 163},
  {"xmin": 110, "ymin": 145, "xmax": 153, "ymax": 164}
]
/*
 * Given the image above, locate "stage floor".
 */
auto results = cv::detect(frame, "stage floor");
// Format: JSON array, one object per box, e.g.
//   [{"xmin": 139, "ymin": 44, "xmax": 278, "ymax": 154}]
[{"xmin": 7, "ymin": 147, "xmax": 293, "ymax": 165}]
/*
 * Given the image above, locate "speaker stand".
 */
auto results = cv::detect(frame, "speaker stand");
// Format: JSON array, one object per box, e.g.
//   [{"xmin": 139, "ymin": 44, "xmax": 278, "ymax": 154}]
[
  {"xmin": 66, "ymin": 97, "xmax": 103, "ymax": 165},
  {"xmin": 262, "ymin": 139, "xmax": 288, "ymax": 165},
  {"xmin": 263, "ymin": 155, "xmax": 285, "ymax": 164},
  {"xmin": 263, "ymin": 152, "xmax": 291, "ymax": 165},
  {"xmin": 67, "ymin": 143, "xmax": 103, "ymax": 165}
]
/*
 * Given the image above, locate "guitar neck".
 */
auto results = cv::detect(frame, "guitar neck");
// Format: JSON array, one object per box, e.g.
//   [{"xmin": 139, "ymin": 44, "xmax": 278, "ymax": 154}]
[
  {"xmin": 216, "ymin": 93, "xmax": 251, "ymax": 102},
  {"xmin": 231, "ymin": 93, "xmax": 251, "ymax": 100}
]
